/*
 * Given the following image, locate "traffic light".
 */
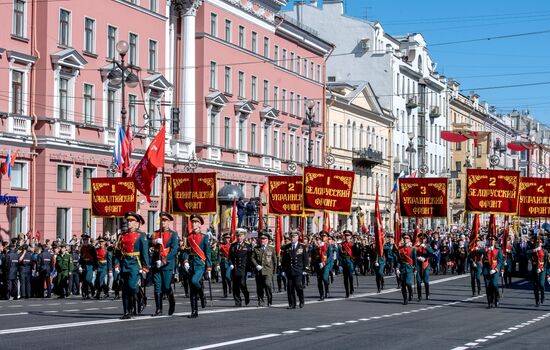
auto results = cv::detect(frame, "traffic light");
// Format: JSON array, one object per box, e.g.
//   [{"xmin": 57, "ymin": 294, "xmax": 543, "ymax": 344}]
[{"xmin": 171, "ymin": 107, "xmax": 180, "ymax": 135}]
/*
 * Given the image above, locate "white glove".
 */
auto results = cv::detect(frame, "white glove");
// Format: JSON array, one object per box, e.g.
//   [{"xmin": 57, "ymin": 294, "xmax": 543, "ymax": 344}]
[
  {"xmin": 536, "ymin": 247, "xmax": 541, "ymax": 251},
  {"xmin": 319, "ymin": 262, "xmax": 324, "ymax": 269},
  {"xmin": 256, "ymin": 265, "xmax": 262, "ymax": 271},
  {"xmin": 302, "ymin": 271, "xmax": 308, "ymax": 276},
  {"xmin": 108, "ymin": 272, "xmax": 113, "ymax": 278},
  {"xmin": 230, "ymin": 264, "xmax": 234, "ymax": 270},
  {"xmin": 281, "ymin": 272, "xmax": 286, "ymax": 278},
  {"xmin": 375, "ymin": 262, "xmax": 379, "ymax": 267},
  {"xmin": 417, "ymin": 257, "xmax": 425, "ymax": 262},
  {"xmin": 115, "ymin": 267, "xmax": 120, "ymax": 273},
  {"xmin": 500, "ymin": 271, "xmax": 504, "ymax": 277},
  {"xmin": 490, "ymin": 269, "xmax": 496, "ymax": 275},
  {"xmin": 155, "ymin": 238, "xmax": 163, "ymax": 245},
  {"xmin": 184, "ymin": 262, "xmax": 190, "ymax": 271},
  {"xmin": 156, "ymin": 260, "xmax": 162, "ymax": 268},
  {"xmin": 215, "ymin": 265, "xmax": 221, "ymax": 272},
  {"xmin": 537, "ymin": 268, "xmax": 542, "ymax": 273},
  {"xmin": 207, "ymin": 270, "xmax": 211, "ymax": 280},
  {"xmin": 78, "ymin": 267, "xmax": 83, "ymax": 273},
  {"xmin": 420, "ymin": 244, "xmax": 425, "ymax": 248},
  {"xmin": 489, "ymin": 246, "xmax": 494, "ymax": 251},
  {"xmin": 395, "ymin": 268, "xmax": 400, "ymax": 276},
  {"xmin": 547, "ymin": 277, "xmax": 550, "ymax": 284}
]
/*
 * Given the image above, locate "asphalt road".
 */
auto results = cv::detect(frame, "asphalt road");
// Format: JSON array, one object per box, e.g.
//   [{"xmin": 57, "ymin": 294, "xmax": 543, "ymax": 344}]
[{"xmin": 0, "ymin": 272, "xmax": 548, "ymax": 350}]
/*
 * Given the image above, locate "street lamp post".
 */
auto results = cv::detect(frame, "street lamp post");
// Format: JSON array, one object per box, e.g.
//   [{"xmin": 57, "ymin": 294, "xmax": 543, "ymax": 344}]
[
  {"xmin": 303, "ymin": 99, "xmax": 318, "ymax": 236},
  {"xmin": 405, "ymin": 132, "xmax": 416, "ymax": 175},
  {"xmin": 108, "ymin": 40, "xmax": 139, "ymax": 130}
]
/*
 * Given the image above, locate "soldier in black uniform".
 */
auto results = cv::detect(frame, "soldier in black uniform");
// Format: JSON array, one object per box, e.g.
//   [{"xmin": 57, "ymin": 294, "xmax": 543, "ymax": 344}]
[
  {"xmin": 0, "ymin": 242, "xmax": 7, "ymax": 299},
  {"xmin": 281, "ymin": 230, "xmax": 308, "ymax": 309},
  {"xmin": 36, "ymin": 244, "xmax": 54, "ymax": 298},
  {"xmin": 69, "ymin": 245, "xmax": 81, "ymax": 296},
  {"xmin": 6, "ymin": 244, "xmax": 19, "ymax": 299},
  {"xmin": 229, "ymin": 228, "xmax": 251, "ymax": 307},
  {"xmin": 18, "ymin": 245, "xmax": 33, "ymax": 299}
]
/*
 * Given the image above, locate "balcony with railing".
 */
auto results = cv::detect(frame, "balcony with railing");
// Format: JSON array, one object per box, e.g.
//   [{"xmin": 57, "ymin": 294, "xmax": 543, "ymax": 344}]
[
  {"xmin": 352, "ymin": 148, "xmax": 384, "ymax": 168},
  {"xmin": 10, "ymin": 115, "xmax": 31, "ymax": 135}
]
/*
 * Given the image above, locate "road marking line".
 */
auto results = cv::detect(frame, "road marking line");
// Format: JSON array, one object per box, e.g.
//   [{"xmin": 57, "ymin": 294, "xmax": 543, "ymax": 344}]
[
  {"xmin": 358, "ymin": 318, "xmax": 370, "ymax": 321},
  {"xmin": 465, "ymin": 343, "xmax": 478, "ymax": 346},
  {"xmin": 317, "ymin": 325, "xmax": 332, "ymax": 328},
  {"xmin": 184, "ymin": 334, "xmax": 281, "ymax": 350},
  {"xmin": 8, "ymin": 305, "xmax": 22, "ymax": 308},
  {"xmin": 346, "ymin": 320, "xmax": 358, "ymax": 323},
  {"xmin": 104, "ymin": 307, "xmax": 118, "ymax": 310},
  {"xmin": 44, "ymin": 311, "xmax": 58, "ymax": 313},
  {"xmin": 484, "ymin": 335, "xmax": 496, "ymax": 339},
  {"xmin": 64, "ymin": 309, "xmax": 80, "ymax": 312},
  {"xmin": 84, "ymin": 308, "xmax": 100, "ymax": 311},
  {"xmin": 331, "ymin": 322, "xmax": 345, "ymax": 326},
  {"xmin": 282, "ymin": 330, "xmax": 299, "ymax": 334},
  {"xmin": 474, "ymin": 339, "xmax": 488, "ymax": 342},
  {"xmin": 300, "ymin": 328, "xmax": 316, "ymax": 331},
  {"xmin": 28, "ymin": 304, "xmax": 42, "ymax": 307},
  {"xmin": 0, "ymin": 312, "xmax": 28, "ymax": 317}
]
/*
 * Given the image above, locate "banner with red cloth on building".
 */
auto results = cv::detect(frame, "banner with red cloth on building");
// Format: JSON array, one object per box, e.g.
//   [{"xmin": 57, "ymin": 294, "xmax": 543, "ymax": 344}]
[
  {"xmin": 132, "ymin": 125, "xmax": 165, "ymax": 202},
  {"xmin": 466, "ymin": 169, "xmax": 520, "ymax": 215},
  {"xmin": 90, "ymin": 177, "xmax": 137, "ymax": 217},
  {"xmin": 518, "ymin": 177, "xmax": 550, "ymax": 217},
  {"xmin": 170, "ymin": 172, "xmax": 217, "ymax": 215},
  {"xmin": 267, "ymin": 175, "xmax": 304, "ymax": 215},
  {"xmin": 399, "ymin": 177, "xmax": 448, "ymax": 217},
  {"xmin": 303, "ymin": 166, "xmax": 355, "ymax": 213},
  {"xmin": 374, "ymin": 188, "xmax": 385, "ymax": 258}
]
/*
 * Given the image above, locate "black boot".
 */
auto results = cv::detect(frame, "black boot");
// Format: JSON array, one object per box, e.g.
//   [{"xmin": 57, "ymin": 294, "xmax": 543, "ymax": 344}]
[
  {"xmin": 417, "ymin": 283, "xmax": 422, "ymax": 302},
  {"xmin": 402, "ymin": 286, "xmax": 408, "ymax": 305},
  {"xmin": 407, "ymin": 285, "xmax": 413, "ymax": 301},
  {"xmin": 121, "ymin": 294, "xmax": 131, "ymax": 319},
  {"xmin": 199, "ymin": 288, "xmax": 206, "ymax": 308},
  {"xmin": 153, "ymin": 294, "xmax": 162, "ymax": 316},
  {"xmin": 168, "ymin": 290, "xmax": 176, "ymax": 315},
  {"xmin": 425, "ymin": 284, "xmax": 430, "ymax": 300}
]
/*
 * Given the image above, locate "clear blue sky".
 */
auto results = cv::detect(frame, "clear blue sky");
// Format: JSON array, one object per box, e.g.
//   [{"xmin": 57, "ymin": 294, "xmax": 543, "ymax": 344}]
[{"xmin": 284, "ymin": 0, "xmax": 550, "ymax": 125}]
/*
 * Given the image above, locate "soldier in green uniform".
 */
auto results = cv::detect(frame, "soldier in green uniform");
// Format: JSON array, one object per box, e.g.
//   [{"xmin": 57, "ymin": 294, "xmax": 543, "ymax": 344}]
[
  {"xmin": 528, "ymin": 238, "xmax": 547, "ymax": 306},
  {"xmin": 396, "ymin": 234, "xmax": 416, "ymax": 305},
  {"xmin": 339, "ymin": 230, "xmax": 358, "ymax": 298},
  {"xmin": 482, "ymin": 235, "xmax": 504, "ymax": 308},
  {"xmin": 79, "ymin": 234, "xmax": 97, "ymax": 299},
  {"xmin": 383, "ymin": 235, "xmax": 398, "ymax": 288},
  {"xmin": 468, "ymin": 238, "xmax": 484, "ymax": 296},
  {"xmin": 218, "ymin": 233, "xmax": 232, "ymax": 297},
  {"xmin": 415, "ymin": 234, "xmax": 434, "ymax": 301},
  {"xmin": 55, "ymin": 243, "xmax": 72, "ymax": 298},
  {"xmin": 94, "ymin": 237, "xmax": 112, "ymax": 299},
  {"xmin": 374, "ymin": 247, "xmax": 386, "ymax": 293},
  {"xmin": 251, "ymin": 232, "xmax": 276, "ymax": 306},
  {"xmin": 114, "ymin": 212, "xmax": 150, "ymax": 319},
  {"xmin": 311, "ymin": 232, "xmax": 335, "ymax": 300},
  {"xmin": 210, "ymin": 239, "xmax": 220, "ymax": 283},
  {"xmin": 151, "ymin": 212, "xmax": 180, "ymax": 316},
  {"xmin": 182, "ymin": 214, "xmax": 212, "ymax": 318}
]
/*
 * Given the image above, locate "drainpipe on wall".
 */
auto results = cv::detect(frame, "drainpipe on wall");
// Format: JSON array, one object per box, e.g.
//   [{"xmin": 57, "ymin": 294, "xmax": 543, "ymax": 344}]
[{"xmin": 30, "ymin": 0, "xmax": 40, "ymax": 239}]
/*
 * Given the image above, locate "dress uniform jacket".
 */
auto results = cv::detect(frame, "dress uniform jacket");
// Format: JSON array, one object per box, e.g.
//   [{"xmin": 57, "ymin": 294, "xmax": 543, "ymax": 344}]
[
  {"xmin": 251, "ymin": 245, "xmax": 276, "ymax": 276},
  {"xmin": 281, "ymin": 243, "xmax": 308, "ymax": 277},
  {"xmin": 229, "ymin": 242, "xmax": 252, "ymax": 277},
  {"xmin": 114, "ymin": 230, "xmax": 150, "ymax": 294}
]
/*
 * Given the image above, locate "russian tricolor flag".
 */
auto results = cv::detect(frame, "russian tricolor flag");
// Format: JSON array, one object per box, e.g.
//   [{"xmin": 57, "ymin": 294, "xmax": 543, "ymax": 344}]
[{"xmin": 113, "ymin": 126, "xmax": 133, "ymax": 176}]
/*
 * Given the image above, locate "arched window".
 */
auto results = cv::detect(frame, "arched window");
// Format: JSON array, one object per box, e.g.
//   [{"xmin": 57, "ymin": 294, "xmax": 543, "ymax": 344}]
[
  {"xmin": 418, "ymin": 55, "xmax": 423, "ymax": 74},
  {"xmin": 359, "ymin": 124, "xmax": 364, "ymax": 149},
  {"xmin": 352, "ymin": 121, "xmax": 357, "ymax": 150},
  {"xmin": 346, "ymin": 120, "xmax": 351, "ymax": 149}
]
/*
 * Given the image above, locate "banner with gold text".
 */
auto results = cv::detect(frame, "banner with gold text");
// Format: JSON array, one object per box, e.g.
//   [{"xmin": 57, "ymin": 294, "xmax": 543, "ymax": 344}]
[
  {"xmin": 399, "ymin": 178, "xmax": 448, "ymax": 217},
  {"xmin": 466, "ymin": 169, "xmax": 520, "ymax": 214},
  {"xmin": 519, "ymin": 177, "xmax": 550, "ymax": 217},
  {"xmin": 171, "ymin": 172, "xmax": 217, "ymax": 214},
  {"xmin": 268, "ymin": 176, "xmax": 304, "ymax": 216},
  {"xmin": 91, "ymin": 178, "xmax": 137, "ymax": 217},
  {"xmin": 303, "ymin": 167, "xmax": 355, "ymax": 213}
]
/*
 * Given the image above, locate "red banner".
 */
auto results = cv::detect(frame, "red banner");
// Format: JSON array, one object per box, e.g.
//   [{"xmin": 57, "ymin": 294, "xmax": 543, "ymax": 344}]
[
  {"xmin": 303, "ymin": 167, "xmax": 354, "ymax": 213},
  {"xmin": 268, "ymin": 176, "xmax": 304, "ymax": 215},
  {"xmin": 91, "ymin": 178, "xmax": 137, "ymax": 217},
  {"xmin": 519, "ymin": 177, "xmax": 550, "ymax": 217},
  {"xmin": 399, "ymin": 178, "xmax": 447, "ymax": 217},
  {"xmin": 466, "ymin": 169, "xmax": 520, "ymax": 214},
  {"xmin": 170, "ymin": 172, "xmax": 217, "ymax": 214}
]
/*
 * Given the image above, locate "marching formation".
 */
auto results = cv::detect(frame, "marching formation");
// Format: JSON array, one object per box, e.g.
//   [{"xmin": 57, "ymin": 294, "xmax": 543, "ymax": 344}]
[{"xmin": 2, "ymin": 211, "xmax": 549, "ymax": 319}]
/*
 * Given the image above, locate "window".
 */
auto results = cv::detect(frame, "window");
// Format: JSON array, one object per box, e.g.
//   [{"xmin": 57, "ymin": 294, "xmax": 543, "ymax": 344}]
[
  {"xmin": 82, "ymin": 209, "xmax": 92, "ymax": 237},
  {"xmin": 224, "ymin": 66, "xmax": 232, "ymax": 94},
  {"xmin": 147, "ymin": 210, "xmax": 158, "ymax": 234},
  {"xmin": 296, "ymin": 94, "xmax": 301, "ymax": 117},
  {"xmin": 59, "ymin": 9, "xmax": 71, "ymax": 46},
  {"xmin": 281, "ymin": 89, "xmax": 287, "ymax": 113},
  {"xmin": 148, "ymin": 40, "xmax": 157, "ymax": 71},
  {"xmin": 129, "ymin": 33, "xmax": 138, "ymax": 65},
  {"xmin": 209, "ymin": 110, "xmax": 217, "ymax": 145},
  {"xmin": 282, "ymin": 49, "xmax": 287, "ymax": 69},
  {"xmin": 13, "ymin": 0, "xmax": 26, "ymax": 37},
  {"xmin": 10, "ymin": 162, "xmax": 27, "ymax": 189},
  {"xmin": 57, "ymin": 164, "xmax": 72, "ymax": 192},
  {"xmin": 10, "ymin": 207, "xmax": 25, "ymax": 238},
  {"xmin": 210, "ymin": 61, "xmax": 217, "ymax": 89},
  {"xmin": 289, "ymin": 135, "xmax": 294, "ymax": 160},
  {"xmin": 263, "ymin": 37, "xmax": 269, "ymax": 57},
  {"xmin": 107, "ymin": 89, "xmax": 116, "ymax": 128},
  {"xmin": 290, "ymin": 92, "xmax": 294, "ymax": 115},
  {"xmin": 224, "ymin": 117, "xmax": 230, "ymax": 148},
  {"xmin": 263, "ymin": 80, "xmax": 269, "ymax": 105},
  {"xmin": 238, "ymin": 71, "xmax": 245, "ymax": 97},
  {"xmin": 263, "ymin": 124, "xmax": 269, "ymax": 154},
  {"xmin": 59, "ymin": 77, "xmax": 68, "ymax": 120},
  {"xmin": 303, "ymin": 59, "xmax": 308, "ymax": 77},
  {"xmin": 55, "ymin": 208, "xmax": 71, "ymax": 241},
  {"xmin": 316, "ymin": 64, "xmax": 321, "ymax": 82},
  {"xmin": 456, "ymin": 142, "xmax": 461, "ymax": 151},
  {"xmin": 84, "ymin": 17, "xmax": 95, "ymax": 53},
  {"xmin": 149, "ymin": 0, "xmax": 157, "ymax": 12},
  {"xmin": 83, "ymin": 83, "xmax": 94, "ymax": 124},
  {"xmin": 273, "ymin": 131, "xmax": 279, "ymax": 158},
  {"xmin": 455, "ymin": 179, "xmax": 462, "ymax": 198},
  {"xmin": 238, "ymin": 119, "xmax": 244, "ymax": 151},
  {"xmin": 303, "ymin": 137, "xmax": 307, "ymax": 163},
  {"xmin": 273, "ymin": 86, "xmax": 279, "ymax": 110},
  {"xmin": 274, "ymin": 45, "xmax": 279, "ymax": 65},
  {"xmin": 83, "ymin": 167, "xmax": 94, "ymax": 192},
  {"xmin": 251, "ymin": 76, "xmax": 257, "ymax": 101},
  {"xmin": 151, "ymin": 174, "xmax": 161, "ymax": 196},
  {"xmin": 251, "ymin": 123, "xmax": 257, "ymax": 153},
  {"xmin": 11, "ymin": 70, "xmax": 24, "ymax": 115},
  {"xmin": 310, "ymin": 62, "xmax": 314, "ymax": 80},
  {"xmin": 251, "ymin": 31, "xmax": 257, "ymax": 53},
  {"xmin": 107, "ymin": 25, "xmax": 117, "ymax": 59},
  {"xmin": 290, "ymin": 52, "xmax": 295, "ymax": 72},
  {"xmin": 128, "ymin": 94, "xmax": 137, "ymax": 126},
  {"xmin": 296, "ymin": 56, "xmax": 301, "ymax": 75},
  {"xmin": 238, "ymin": 25, "xmax": 245, "ymax": 48},
  {"xmin": 224, "ymin": 19, "xmax": 231, "ymax": 42},
  {"xmin": 316, "ymin": 140, "xmax": 321, "ymax": 165},
  {"xmin": 210, "ymin": 13, "xmax": 217, "ymax": 36},
  {"xmin": 296, "ymin": 137, "xmax": 301, "ymax": 162}
]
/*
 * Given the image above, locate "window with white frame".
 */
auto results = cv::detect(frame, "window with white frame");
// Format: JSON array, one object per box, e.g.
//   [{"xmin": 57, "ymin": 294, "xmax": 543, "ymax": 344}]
[
  {"xmin": 290, "ymin": 52, "xmax": 295, "ymax": 72},
  {"xmin": 296, "ymin": 136, "xmax": 301, "ymax": 162},
  {"xmin": 107, "ymin": 25, "xmax": 117, "ymax": 59},
  {"xmin": 251, "ymin": 75, "xmax": 257, "ymax": 101},
  {"xmin": 83, "ymin": 167, "xmax": 95, "ymax": 193},
  {"xmin": 83, "ymin": 83, "xmax": 94, "ymax": 124},
  {"xmin": 82, "ymin": 208, "xmax": 92, "ymax": 236},
  {"xmin": 84, "ymin": 17, "xmax": 95, "ymax": 53},
  {"xmin": 238, "ymin": 25, "xmax": 245, "ymax": 48},
  {"xmin": 11, "ymin": 70, "xmax": 24, "ymax": 115},
  {"xmin": 59, "ymin": 77, "xmax": 69, "ymax": 120},
  {"xmin": 296, "ymin": 94, "xmax": 301, "ymax": 117},
  {"xmin": 274, "ymin": 45, "xmax": 279, "ymax": 65},
  {"xmin": 296, "ymin": 56, "xmax": 301, "ymax": 75},
  {"xmin": 56, "ymin": 208, "xmax": 71, "ymax": 241},
  {"xmin": 148, "ymin": 96, "xmax": 160, "ymax": 134},
  {"xmin": 303, "ymin": 58, "xmax": 308, "ymax": 77},
  {"xmin": 273, "ymin": 130, "xmax": 279, "ymax": 157},
  {"xmin": 238, "ymin": 118, "xmax": 245, "ymax": 151},
  {"xmin": 263, "ymin": 80, "xmax": 269, "ymax": 105},
  {"xmin": 151, "ymin": 173, "xmax": 161, "ymax": 196},
  {"xmin": 289, "ymin": 134, "xmax": 294, "ymax": 160},
  {"xmin": 224, "ymin": 117, "xmax": 230, "ymax": 148},
  {"xmin": 129, "ymin": 33, "xmax": 138, "ymax": 66},
  {"xmin": 263, "ymin": 124, "xmax": 269, "ymax": 154},
  {"xmin": 128, "ymin": 94, "xmax": 137, "ymax": 126},
  {"xmin": 210, "ymin": 61, "xmax": 217, "ymax": 89},
  {"xmin": 209, "ymin": 109, "xmax": 218, "ymax": 145},
  {"xmin": 57, "ymin": 164, "xmax": 72, "ymax": 192},
  {"xmin": 147, "ymin": 210, "xmax": 159, "ymax": 234},
  {"xmin": 59, "ymin": 9, "xmax": 71, "ymax": 46},
  {"xmin": 10, "ymin": 206, "xmax": 26, "ymax": 238},
  {"xmin": 224, "ymin": 19, "xmax": 231, "ymax": 42},
  {"xmin": 263, "ymin": 37, "xmax": 269, "ymax": 58},
  {"xmin": 316, "ymin": 64, "xmax": 321, "ymax": 82},
  {"xmin": 281, "ymin": 89, "xmax": 287, "ymax": 113},
  {"xmin": 210, "ymin": 13, "xmax": 217, "ymax": 36},
  {"xmin": 251, "ymin": 123, "xmax": 256, "ymax": 153},
  {"xmin": 281, "ymin": 133, "xmax": 286, "ymax": 159},
  {"xmin": 238, "ymin": 71, "xmax": 245, "ymax": 97},
  {"xmin": 282, "ymin": 49, "xmax": 287, "ymax": 69},
  {"xmin": 224, "ymin": 66, "xmax": 232, "ymax": 94},
  {"xmin": 273, "ymin": 86, "xmax": 279, "ymax": 110},
  {"xmin": 107, "ymin": 88, "xmax": 116, "ymax": 128},
  {"xmin": 289, "ymin": 92, "xmax": 294, "ymax": 115},
  {"xmin": 251, "ymin": 31, "xmax": 257, "ymax": 53},
  {"xmin": 148, "ymin": 39, "xmax": 157, "ymax": 71},
  {"xmin": 149, "ymin": 0, "xmax": 157, "ymax": 12},
  {"xmin": 10, "ymin": 161, "xmax": 28, "ymax": 189},
  {"xmin": 13, "ymin": 0, "xmax": 26, "ymax": 37}
]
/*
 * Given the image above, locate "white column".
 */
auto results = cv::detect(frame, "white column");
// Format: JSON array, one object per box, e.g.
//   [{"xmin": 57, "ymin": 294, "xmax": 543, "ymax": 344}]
[{"xmin": 180, "ymin": 1, "xmax": 202, "ymax": 152}]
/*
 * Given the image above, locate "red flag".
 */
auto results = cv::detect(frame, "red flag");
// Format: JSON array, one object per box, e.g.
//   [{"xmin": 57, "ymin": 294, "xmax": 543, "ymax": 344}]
[
  {"xmin": 394, "ymin": 191, "xmax": 402, "ymax": 245},
  {"xmin": 122, "ymin": 125, "xmax": 133, "ymax": 176},
  {"xmin": 488, "ymin": 214, "xmax": 496, "ymax": 237},
  {"xmin": 132, "ymin": 126, "xmax": 166, "ymax": 202},
  {"xmin": 469, "ymin": 214, "xmax": 480, "ymax": 252},
  {"xmin": 502, "ymin": 216, "xmax": 510, "ymax": 254},
  {"xmin": 35, "ymin": 230, "xmax": 41, "ymax": 243},
  {"xmin": 230, "ymin": 198, "xmax": 237, "ymax": 242},
  {"xmin": 260, "ymin": 182, "xmax": 269, "ymax": 196},
  {"xmin": 275, "ymin": 216, "xmax": 283, "ymax": 256},
  {"xmin": 374, "ymin": 188, "xmax": 384, "ymax": 257},
  {"xmin": 0, "ymin": 162, "xmax": 6, "ymax": 175},
  {"xmin": 258, "ymin": 200, "xmax": 264, "ymax": 233},
  {"xmin": 10, "ymin": 149, "xmax": 18, "ymax": 166},
  {"xmin": 323, "ymin": 211, "xmax": 331, "ymax": 233}
]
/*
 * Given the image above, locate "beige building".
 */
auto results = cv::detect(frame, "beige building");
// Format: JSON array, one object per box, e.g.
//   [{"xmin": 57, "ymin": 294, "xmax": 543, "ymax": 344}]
[{"xmin": 325, "ymin": 82, "xmax": 394, "ymax": 233}]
